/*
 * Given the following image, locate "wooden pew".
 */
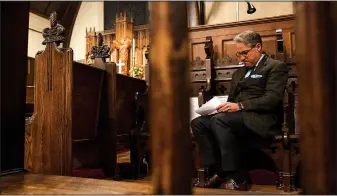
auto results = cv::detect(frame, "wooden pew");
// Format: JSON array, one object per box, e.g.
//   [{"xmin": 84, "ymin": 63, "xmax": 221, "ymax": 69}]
[
  {"xmin": 26, "ymin": 57, "xmax": 35, "ymax": 117},
  {"xmin": 24, "ymin": 12, "xmax": 110, "ymax": 176},
  {"xmin": 89, "ymin": 33, "xmax": 148, "ymax": 179},
  {"xmin": 190, "ymin": 32, "xmax": 300, "ymax": 192}
]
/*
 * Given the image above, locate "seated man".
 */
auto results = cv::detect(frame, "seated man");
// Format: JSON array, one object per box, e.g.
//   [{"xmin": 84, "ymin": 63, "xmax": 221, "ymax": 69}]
[{"xmin": 191, "ymin": 30, "xmax": 288, "ymax": 190}]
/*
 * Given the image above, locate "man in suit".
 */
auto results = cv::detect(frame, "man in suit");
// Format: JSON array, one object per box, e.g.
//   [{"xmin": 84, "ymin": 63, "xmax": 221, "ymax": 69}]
[{"xmin": 191, "ymin": 30, "xmax": 288, "ymax": 190}]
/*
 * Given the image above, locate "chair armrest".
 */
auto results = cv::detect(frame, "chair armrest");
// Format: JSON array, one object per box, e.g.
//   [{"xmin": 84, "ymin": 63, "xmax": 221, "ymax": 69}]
[
  {"xmin": 197, "ymin": 86, "xmax": 213, "ymax": 107},
  {"xmin": 135, "ymin": 90, "xmax": 149, "ymax": 113},
  {"xmin": 133, "ymin": 91, "xmax": 149, "ymax": 136}
]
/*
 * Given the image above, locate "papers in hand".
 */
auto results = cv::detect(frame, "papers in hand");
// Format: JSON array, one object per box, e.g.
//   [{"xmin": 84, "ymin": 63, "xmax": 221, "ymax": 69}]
[{"xmin": 195, "ymin": 96, "xmax": 228, "ymax": 116}]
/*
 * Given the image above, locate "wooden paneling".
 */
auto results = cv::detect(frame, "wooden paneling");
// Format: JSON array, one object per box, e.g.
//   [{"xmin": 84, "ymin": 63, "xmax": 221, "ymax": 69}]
[
  {"xmin": 189, "ymin": 15, "xmax": 296, "ymax": 98},
  {"xmin": 188, "ymin": 15, "xmax": 295, "ymax": 63}
]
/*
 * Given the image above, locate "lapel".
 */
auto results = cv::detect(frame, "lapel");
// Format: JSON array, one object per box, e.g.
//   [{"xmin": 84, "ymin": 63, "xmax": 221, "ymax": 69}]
[
  {"xmin": 230, "ymin": 55, "xmax": 268, "ymax": 97},
  {"xmin": 234, "ymin": 67, "xmax": 247, "ymax": 83},
  {"xmin": 230, "ymin": 67, "xmax": 247, "ymax": 96},
  {"xmin": 251, "ymin": 55, "xmax": 268, "ymax": 76}
]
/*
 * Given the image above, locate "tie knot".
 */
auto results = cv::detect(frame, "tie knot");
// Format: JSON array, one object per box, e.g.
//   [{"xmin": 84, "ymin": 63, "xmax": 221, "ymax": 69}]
[{"xmin": 248, "ymin": 65, "xmax": 255, "ymax": 70}]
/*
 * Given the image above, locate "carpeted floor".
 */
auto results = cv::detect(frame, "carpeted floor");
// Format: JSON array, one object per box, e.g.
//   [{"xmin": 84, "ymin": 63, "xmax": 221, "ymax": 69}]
[{"xmin": 71, "ymin": 150, "xmax": 281, "ymax": 185}]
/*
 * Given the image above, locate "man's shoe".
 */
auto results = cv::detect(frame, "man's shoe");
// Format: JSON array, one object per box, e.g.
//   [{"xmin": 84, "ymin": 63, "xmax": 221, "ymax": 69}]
[
  {"xmin": 220, "ymin": 178, "xmax": 251, "ymax": 191},
  {"xmin": 194, "ymin": 174, "xmax": 225, "ymax": 188}
]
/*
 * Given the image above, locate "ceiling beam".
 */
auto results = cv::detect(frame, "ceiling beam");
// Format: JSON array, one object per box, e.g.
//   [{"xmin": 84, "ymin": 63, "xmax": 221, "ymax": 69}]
[
  {"xmin": 43, "ymin": 2, "xmax": 52, "ymax": 16},
  {"xmin": 30, "ymin": 8, "xmax": 48, "ymax": 19},
  {"xmin": 61, "ymin": 2, "xmax": 81, "ymax": 48}
]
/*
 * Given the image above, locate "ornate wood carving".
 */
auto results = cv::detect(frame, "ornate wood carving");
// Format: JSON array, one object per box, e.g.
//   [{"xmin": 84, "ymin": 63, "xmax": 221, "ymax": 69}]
[
  {"xmin": 204, "ymin": 36, "xmax": 214, "ymax": 59},
  {"xmin": 90, "ymin": 33, "xmax": 110, "ymax": 61},
  {"xmin": 190, "ymin": 56, "xmax": 205, "ymax": 69},
  {"xmin": 42, "ymin": 11, "xmax": 65, "ymax": 45},
  {"xmin": 216, "ymin": 54, "xmax": 238, "ymax": 66}
]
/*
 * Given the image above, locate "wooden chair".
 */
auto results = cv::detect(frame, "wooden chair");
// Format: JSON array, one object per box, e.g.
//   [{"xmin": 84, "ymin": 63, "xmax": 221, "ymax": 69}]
[{"xmin": 191, "ymin": 34, "xmax": 300, "ymax": 192}]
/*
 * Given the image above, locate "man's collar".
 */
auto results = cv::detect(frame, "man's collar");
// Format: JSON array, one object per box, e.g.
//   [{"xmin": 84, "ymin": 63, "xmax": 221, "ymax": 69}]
[{"xmin": 254, "ymin": 54, "xmax": 265, "ymax": 68}]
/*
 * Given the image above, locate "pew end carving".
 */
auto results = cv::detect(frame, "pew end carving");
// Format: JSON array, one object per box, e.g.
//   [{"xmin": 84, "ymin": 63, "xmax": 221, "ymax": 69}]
[{"xmin": 24, "ymin": 12, "xmax": 108, "ymax": 176}]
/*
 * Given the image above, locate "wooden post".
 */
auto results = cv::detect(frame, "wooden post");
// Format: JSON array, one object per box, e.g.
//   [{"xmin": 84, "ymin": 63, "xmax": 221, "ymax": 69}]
[
  {"xmin": 150, "ymin": 2, "xmax": 192, "ymax": 194},
  {"xmin": 0, "ymin": 2, "xmax": 29, "ymax": 174},
  {"xmin": 295, "ymin": 2, "xmax": 337, "ymax": 194}
]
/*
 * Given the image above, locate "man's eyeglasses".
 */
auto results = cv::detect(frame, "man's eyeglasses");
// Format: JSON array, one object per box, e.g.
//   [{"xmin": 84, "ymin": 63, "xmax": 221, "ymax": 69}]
[{"xmin": 235, "ymin": 47, "xmax": 254, "ymax": 57}]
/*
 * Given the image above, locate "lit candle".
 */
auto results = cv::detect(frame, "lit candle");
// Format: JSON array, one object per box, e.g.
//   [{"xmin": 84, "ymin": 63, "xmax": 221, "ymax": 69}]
[{"xmin": 117, "ymin": 59, "xmax": 124, "ymax": 74}]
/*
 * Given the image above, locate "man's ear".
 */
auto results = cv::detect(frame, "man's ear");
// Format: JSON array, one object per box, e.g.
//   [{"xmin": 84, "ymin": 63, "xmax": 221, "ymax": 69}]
[{"xmin": 256, "ymin": 43, "xmax": 262, "ymax": 52}]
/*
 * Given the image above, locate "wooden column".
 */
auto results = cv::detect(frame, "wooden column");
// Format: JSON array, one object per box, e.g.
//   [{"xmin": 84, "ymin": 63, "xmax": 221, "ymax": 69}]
[
  {"xmin": 150, "ymin": 2, "xmax": 192, "ymax": 194},
  {"xmin": 295, "ymin": 2, "xmax": 337, "ymax": 194},
  {"xmin": 198, "ymin": 1, "xmax": 205, "ymax": 25},
  {"xmin": 61, "ymin": 2, "xmax": 81, "ymax": 48},
  {"xmin": 0, "ymin": 2, "xmax": 29, "ymax": 174},
  {"xmin": 188, "ymin": 2, "xmax": 200, "ymax": 27}
]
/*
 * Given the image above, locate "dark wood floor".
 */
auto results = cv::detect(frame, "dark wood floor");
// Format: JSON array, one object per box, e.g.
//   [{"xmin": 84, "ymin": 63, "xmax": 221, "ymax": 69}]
[
  {"xmin": 1, "ymin": 151, "xmax": 300, "ymax": 194},
  {"xmin": 1, "ymin": 172, "xmax": 299, "ymax": 195}
]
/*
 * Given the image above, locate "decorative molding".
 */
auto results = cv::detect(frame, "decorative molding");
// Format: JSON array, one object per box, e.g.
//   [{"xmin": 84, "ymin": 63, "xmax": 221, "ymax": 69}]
[
  {"xmin": 29, "ymin": 28, "xmax": 42, "ymax": 34},
  {"xmin": 134, "ymin": 24, "xmax": 150, "ymax": 31},
  {"xmin": 188, "ymin": 14, "xmax": 295, "ymax": 32}
]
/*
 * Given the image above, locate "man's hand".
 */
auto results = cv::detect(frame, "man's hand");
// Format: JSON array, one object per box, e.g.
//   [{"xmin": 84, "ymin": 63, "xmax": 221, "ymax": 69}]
[{"xmin": 216, "ymin": 102, "xmax": 240, "ymax": 112}]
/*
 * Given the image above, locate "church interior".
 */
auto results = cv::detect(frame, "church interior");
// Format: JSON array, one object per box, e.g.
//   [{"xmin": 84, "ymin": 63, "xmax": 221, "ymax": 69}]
[{"xmin": 1, "ymin": 1, "xmax": 337, "ymax": 194}]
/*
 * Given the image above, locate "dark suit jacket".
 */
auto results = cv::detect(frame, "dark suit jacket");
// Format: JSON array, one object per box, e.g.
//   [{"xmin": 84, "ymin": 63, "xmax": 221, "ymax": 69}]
[{"xmin": 228, "ymin": 55, "xmax": 288, "ymax": 138}]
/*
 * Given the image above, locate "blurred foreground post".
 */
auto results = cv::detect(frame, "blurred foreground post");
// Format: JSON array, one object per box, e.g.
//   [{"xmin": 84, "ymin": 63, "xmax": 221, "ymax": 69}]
[
  {"xmin": 295, "ymin": 2, "xmax": 337, "ymax": 194},
  {"xmin": 149, "ymin": 2, "xmax": 192, "ymax": 194}
]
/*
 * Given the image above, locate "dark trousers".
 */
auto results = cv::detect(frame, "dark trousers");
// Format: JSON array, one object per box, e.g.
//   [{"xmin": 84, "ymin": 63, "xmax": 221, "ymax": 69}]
[{"xmin": 191, "ymin": 111, "xmax": 265, "ymax": 175}]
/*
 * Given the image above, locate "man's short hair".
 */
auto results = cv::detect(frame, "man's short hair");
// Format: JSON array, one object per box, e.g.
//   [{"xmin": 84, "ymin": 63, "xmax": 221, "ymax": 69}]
[{"xmin": 233, "ymin": 30, "xmax": 263, "ymax": 47}]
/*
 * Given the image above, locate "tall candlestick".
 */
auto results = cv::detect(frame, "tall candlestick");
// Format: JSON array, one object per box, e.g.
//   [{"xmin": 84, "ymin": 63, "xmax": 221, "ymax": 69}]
[{"xmin": 132, "ymin": 38, "xmax": 136, "ymax": 77}]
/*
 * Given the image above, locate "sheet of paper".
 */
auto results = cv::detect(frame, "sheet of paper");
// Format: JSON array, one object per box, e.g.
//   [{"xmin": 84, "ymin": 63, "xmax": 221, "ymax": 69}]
[
  {"xmin": 190, "ymin": 97, "xmax": 201, "ymax": 121},
  {"xmin": 190, "ymin": 97, "xmax": 200, "ymax": 133},
  {"xmin": 215, "ymin": 95, "xmax": 229, "ymax": 104},
  {"xmin": 195, "ymin": 97, "xmax": 221, "ymax": 116},
  {"xmin": 195, "ymin": 96, "xmax": 229, "ymax": 116}
]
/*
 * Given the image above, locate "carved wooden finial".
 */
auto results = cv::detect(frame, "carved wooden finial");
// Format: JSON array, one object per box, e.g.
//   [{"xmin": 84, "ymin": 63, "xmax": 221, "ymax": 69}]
[
  {"xmin": 90, "ymin": 33, "xmax": 110, "ymax": 61},
  {"xmin": 204, "ymin": 36, "xmax": 214, "ymax": 59},
  {"xmin": 42, "ymin": 11, "xmax": 65, "ymax": 45}
]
